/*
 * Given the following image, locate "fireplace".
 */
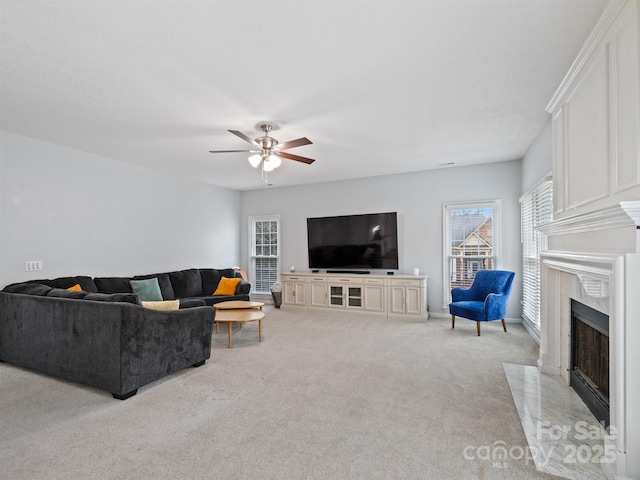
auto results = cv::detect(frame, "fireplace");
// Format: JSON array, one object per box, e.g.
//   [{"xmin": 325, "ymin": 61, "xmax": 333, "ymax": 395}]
[
  {"xmin": 537, "ymin": 203, "xmax": 640, "ymax": 479},
  {"xmin": 570, "ymin": 299, "xmax": 609, "ymax": 427}
]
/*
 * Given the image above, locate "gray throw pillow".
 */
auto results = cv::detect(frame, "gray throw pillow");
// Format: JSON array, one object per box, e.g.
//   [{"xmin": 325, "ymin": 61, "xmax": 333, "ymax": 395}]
[{"xmin": 130, "ymin": 277, "xmax": 163, "ymax": 301}]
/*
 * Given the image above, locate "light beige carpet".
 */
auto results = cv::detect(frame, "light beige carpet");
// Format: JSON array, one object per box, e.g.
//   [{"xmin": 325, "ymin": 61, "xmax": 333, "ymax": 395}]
[{"xmin": 0, "ymin": 308, "xmax": 560, "ymax": 479}]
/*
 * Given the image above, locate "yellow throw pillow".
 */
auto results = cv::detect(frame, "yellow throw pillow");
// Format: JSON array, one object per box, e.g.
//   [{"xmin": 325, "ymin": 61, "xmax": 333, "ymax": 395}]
[
  {"xmin": 212, "ymin": 277, "xmax": 241, "ymax": 296},
  {"xmin": 67, "ymin": 284, "xmax": 82, "ymax": 291},
  {"xmin": 141, "ymin": 300, "xmax": 180, "ymax": 311}
]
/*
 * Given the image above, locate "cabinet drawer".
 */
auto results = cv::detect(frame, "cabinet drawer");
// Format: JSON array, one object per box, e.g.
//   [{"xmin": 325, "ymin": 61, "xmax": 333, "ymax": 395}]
[
  {"xmin": 390, "ymin": 278, "xmax": 422, "ymax": 286},
  {"xmin": 284, "ymin": 276, "xmax": 304, "ymax": 282},
  {"xmin": 333, "ymin": 277, "xmax": 363, "ymax": 284}
]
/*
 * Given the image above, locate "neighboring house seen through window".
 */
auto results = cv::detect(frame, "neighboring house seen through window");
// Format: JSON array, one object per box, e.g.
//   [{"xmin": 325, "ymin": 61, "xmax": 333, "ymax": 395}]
[
  {"xmin": 249, "ymin": 215, "xmax": 280, "ymax": 295},
  {"xmin": 443, "ymin": 201, "xmax": 501, "ymax": 307}
]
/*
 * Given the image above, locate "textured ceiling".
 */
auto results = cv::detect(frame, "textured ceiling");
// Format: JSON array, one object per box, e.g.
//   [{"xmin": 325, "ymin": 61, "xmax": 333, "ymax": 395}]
[{"xmin": 0, "ymin": 0, "xmax": 607, "ymax": 191}]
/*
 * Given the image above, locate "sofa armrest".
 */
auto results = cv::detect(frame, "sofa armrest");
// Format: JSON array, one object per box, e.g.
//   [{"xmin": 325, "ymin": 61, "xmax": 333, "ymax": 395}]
[
  {"xmin": 236, "ymin": 280, "xmax": 251, "ymax": 295},
  {"xmin": 118, "ymin": 304, "xmax": 215, "ymax": 396}
]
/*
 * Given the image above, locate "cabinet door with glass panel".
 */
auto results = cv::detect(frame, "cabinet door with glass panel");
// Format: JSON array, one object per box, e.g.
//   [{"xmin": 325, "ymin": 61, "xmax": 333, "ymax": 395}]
[{"xmin": 328, "ymin": 278, "xmax": 363, "ymax": 310}]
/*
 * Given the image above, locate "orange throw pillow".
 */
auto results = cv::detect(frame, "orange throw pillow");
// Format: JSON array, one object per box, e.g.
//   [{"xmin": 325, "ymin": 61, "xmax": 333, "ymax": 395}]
[
  {"xmin": 212, "ymin": 277, "xmax": 241, "ymax": 296},
  {"xmin": 67, "ymin": 284, "xmax": 82, "ymax": 291}
]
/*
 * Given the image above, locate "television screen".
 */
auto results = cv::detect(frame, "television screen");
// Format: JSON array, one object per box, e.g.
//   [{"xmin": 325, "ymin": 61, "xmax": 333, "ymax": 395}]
[{"xmin": 307, "ymin": 212, "xmax": 399, "ymax": 270}]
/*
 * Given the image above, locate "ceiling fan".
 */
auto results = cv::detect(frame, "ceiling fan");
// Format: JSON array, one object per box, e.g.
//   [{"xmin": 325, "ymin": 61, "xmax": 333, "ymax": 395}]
[{"xmin": 209, "ymin": 122, "xmax": 315, "ymax": 180}]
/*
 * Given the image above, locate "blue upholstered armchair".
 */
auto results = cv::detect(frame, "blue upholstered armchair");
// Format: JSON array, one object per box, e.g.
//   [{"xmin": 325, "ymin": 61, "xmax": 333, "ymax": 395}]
[{"xmin": 449, "ymin": 270, "xmax": 515, "ymax": 336}]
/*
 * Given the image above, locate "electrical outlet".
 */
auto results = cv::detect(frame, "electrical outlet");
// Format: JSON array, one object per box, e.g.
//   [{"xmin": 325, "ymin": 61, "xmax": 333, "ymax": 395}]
[{"xmin": 25, "ymin": 260, "xmax": 43, "ymax": 271}]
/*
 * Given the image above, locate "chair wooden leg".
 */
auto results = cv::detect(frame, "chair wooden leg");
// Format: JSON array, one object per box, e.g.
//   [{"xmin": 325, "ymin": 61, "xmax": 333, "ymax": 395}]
[
  {"xmin": 477, "ymin": 322, "xmax": 481, "ymax": 336},
  {"xmin": 451, "ymin": 315, "xmax": 455, "ymax": 329},
  {"xmin": 502, "ymin": 319, "xmax": 507, "ymax": 333}
]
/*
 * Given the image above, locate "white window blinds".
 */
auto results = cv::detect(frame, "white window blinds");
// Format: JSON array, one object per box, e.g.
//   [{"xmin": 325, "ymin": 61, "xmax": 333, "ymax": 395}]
[
  {"xmin": 520, "ymin": 177, "xmax": 553, "ymax": 329},
  {"xmin": 249, "ymin": 215, "xmax": 280, "ymax": 294}
]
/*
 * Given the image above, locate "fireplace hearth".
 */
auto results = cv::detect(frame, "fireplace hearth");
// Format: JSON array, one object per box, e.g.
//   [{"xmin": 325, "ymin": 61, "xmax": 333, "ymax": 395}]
[{"xmin": 570, "ymin": 300, "xmax": 609, "ymax": 428}]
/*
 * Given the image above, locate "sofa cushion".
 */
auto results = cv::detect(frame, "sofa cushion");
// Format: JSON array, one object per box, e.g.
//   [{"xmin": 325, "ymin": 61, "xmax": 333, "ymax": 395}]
[
  {"xmin": 200, "ymin": 268, "xmax": 235, "ymax": 296},
  {"xmin": 47, "ymin": 288, "xmax": 89, "ymax": 299},
  {"xmin": 130, "ymin": 278, "xmax": 163, "ymax": 302},
  {"xmin": 169, "ymin": 269, "xmax": 203, "ymax": 298},
  {"xmin": 132, "ymin": 273, "xmax": 175, "ymax": 300},
  {"xmin": 178, "ymin": 298, "xmax": 207, "ymax": 309},
  {"xmin": 213, "ymin": 277, "xmax": 241, "ymax": 296},
  {"xmin": 188, "ymin": 294, "xmax": 250, "ymax": 307},
  {"xmin": 94, "ymin": 276, "xmax": 133, "ymax": 294},
  {"xmin": 2, "ymin": 282, "xmax": 53, "ymax": 296},
  {"xmin": 84, "ymin": 292, "xmax": 141, "ymax": 305},
  {"xmin": 207, "ymin": 294, "xmax": 250, "ymax": 306},
  {"xmin": 141, "ymin": 300, "xmax": 180, "ymax": 311},
  {"xmin": 200, "ymin": 269, "xmax": 222, "ymax": 296},
  {"xmin": 33, "ymin": 276, "xmax": 98, "ymax": 292}
]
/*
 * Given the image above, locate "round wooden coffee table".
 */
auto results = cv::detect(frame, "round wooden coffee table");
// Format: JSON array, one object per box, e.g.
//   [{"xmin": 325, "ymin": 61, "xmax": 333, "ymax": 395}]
[
  {"xmin": 214, "ymin": 300, "xmax": 264, "ymax": 311},
  {"xmin": 213, "ymin": 301, "xmax": 265, "ymax": 348}
]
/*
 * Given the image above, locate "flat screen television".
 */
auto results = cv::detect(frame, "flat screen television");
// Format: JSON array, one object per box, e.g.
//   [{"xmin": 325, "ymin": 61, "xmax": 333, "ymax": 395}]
[{"xmin": 307, "ymin": 212, "xmax": 399, "ymax": 270}]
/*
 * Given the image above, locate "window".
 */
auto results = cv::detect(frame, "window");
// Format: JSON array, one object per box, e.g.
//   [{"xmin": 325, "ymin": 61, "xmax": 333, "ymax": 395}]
[
  {"xmin": 249, "ymin": 215, "xmax": 280, "ymax": 294},
  {"xmin": 443, "ymin": 201, "xmax": 501, "ymax": 306},
  {"xmin": 520, "ymin": 177, "xmax": 553, "ymax": 330}
]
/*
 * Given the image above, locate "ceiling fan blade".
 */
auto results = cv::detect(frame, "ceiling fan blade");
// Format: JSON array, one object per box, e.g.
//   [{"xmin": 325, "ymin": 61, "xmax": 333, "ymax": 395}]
[
  {"xmin": 208, "ymin": 149, "xmax": 256, "ymax": 153},
  {"xmin": 276, "ymin": 151, "xmax": 315, "ymax": 165},
  {"xmin": 228, "ymin": 129, "xmax": 258, "ymax": 146},
  {"xmin": 277, "ymin": 137, "xmax": 312, "ymax": 150}
]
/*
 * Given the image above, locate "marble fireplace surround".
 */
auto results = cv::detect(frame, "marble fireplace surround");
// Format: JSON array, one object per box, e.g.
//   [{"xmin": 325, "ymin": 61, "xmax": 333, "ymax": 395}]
[{"xmin": 538, "ymin": 201, "xmax": 640, "ymax": 479}]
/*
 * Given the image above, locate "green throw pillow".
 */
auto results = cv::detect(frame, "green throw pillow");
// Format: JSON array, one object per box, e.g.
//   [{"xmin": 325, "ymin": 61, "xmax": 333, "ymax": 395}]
[{"xmin": 130, "ymin": 277, "xmax": 163, "ymax": 302}]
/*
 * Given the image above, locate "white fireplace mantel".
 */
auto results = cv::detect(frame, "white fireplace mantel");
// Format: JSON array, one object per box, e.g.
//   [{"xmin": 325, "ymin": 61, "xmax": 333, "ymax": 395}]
[
  {"xmin": 538, "ymin": 201, "xmax": 640, "ymax": 236},
  {"xmin": 538, "ymin": 201, "xmax": 640, "ymax": 479}
]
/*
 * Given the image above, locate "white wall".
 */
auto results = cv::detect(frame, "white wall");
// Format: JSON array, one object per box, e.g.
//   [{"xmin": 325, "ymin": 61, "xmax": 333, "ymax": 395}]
[
  {"xmin": 240, "ymin": 160, "xmax": 523, "ymax": 317},
  {"xmin": 521, "ymin": 119, "xmax": 552, "ymax": 193},
  {"xmin": 0, "ymin": 131, "xmax": 241, "ymax": 287}
]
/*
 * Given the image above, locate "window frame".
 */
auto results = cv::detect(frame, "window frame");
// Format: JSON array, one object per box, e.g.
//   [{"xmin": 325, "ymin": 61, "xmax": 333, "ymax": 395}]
[
  {"xmin": 248, "ymin": 214, "xmax": 281, "ymax": 295},
  {"xmin": 442, "ymin": 200, "xmax": 502, "ymax": 309}
]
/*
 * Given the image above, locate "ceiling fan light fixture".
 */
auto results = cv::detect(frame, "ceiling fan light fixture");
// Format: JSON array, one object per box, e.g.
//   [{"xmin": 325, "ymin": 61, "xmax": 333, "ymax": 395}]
[
  {"xmin": 267, "ymin": 154, "xmax": 281, "ymax": 169},
  {"xmin": 210, "ymin": 123, "xmax": 314, "ymax": 182},
  {"xmin": 248, "ymin": 154, "xmax": 262, "ymax": 168},
  {"xmin": 263, "ymin": 158, "xmax": 276, "ymax": 172}
]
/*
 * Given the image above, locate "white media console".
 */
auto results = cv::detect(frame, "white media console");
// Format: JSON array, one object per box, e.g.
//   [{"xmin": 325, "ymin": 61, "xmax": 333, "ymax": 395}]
[{"xmin": 280, "ymin": 272, "xmax": 428, "ymax": 319}]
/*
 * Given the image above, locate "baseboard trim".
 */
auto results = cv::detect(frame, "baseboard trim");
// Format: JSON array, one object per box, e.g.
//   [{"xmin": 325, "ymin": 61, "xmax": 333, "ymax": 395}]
[
  {"xmin": 521, "ymin": 317, "xmax": 541, "ymax": 345},
  {"xmin": 250, "ymin": 293, "xmax": 273, "ymax": 304},
  {"xmin": 430, "ymin": 312, "xmax": 522, "ymax": 324}
]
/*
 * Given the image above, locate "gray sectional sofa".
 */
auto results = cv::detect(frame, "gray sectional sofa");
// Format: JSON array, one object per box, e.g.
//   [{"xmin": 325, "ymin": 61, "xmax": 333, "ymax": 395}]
[{"xmin": 0, "ymin": 268, "xmax": 250, "ymax": 399}]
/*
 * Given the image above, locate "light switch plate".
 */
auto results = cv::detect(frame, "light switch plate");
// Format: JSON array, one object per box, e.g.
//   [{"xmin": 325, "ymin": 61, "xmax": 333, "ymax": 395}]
[{"xmin": 25, "ymin": 260, "xmax": 43, "ymax": 271}]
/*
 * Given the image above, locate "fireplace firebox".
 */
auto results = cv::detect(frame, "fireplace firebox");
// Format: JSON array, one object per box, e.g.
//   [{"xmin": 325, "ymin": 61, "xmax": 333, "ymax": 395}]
[{"xmin": 570, "ymin": 299, "xmax": 610, "ymax": 427}]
